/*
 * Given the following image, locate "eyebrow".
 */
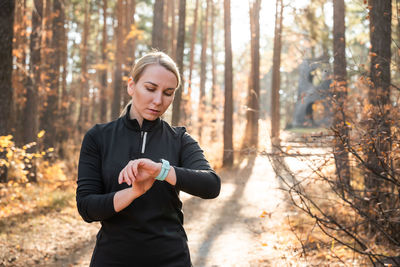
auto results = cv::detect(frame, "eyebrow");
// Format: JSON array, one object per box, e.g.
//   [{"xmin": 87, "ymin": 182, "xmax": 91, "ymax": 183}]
[{"xmin": 144, "ymin": 81, "xmax": 175, "ymax": 90}]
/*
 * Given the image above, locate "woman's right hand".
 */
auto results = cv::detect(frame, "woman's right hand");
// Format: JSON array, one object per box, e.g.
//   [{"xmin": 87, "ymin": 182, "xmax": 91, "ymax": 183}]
[{"xmin": 118, "ymin": 158, "xmax": 161, "ymax": 185}]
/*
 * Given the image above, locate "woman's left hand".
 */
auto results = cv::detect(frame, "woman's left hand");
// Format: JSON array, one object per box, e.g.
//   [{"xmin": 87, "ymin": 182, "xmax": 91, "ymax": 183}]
[{"xmin": 118, "ymin": 158, "xmax": 161, "ymax": 186}]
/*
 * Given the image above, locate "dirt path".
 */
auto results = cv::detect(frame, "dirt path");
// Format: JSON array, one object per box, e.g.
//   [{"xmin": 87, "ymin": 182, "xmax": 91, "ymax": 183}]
[
  {"xmin": 49, "ymin": 154, "xmax": 300, "ymax": 267},
  {"xmin": 182, "ymin": 155, "xmax": 296, "ymax": 266}
]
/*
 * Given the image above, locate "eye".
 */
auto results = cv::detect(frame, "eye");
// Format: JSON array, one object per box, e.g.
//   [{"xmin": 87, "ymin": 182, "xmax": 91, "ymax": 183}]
[
  {"xmin": 164, "ymin": 90, "xmax": 174, "ymax": 97},
  {"xmin": 146, "ymin": 87, "xmax": 156, "ymax": 92}
]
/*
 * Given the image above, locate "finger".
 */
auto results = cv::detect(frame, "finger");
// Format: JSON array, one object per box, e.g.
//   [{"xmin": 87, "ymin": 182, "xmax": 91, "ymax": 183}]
[
  {"xmin": 118, "ymin": 170, "xmax": 123, "ymax": 184},
  {"xmin": 132, "ymin": 160, "xmax": 139, "ymax": 178},
  {"xmin": 126, "ymin": 164, "xmax": 136, "ymax": 182},
  {"xmin": 123, "ymin": 169, "xmax": 131, "ymax": 186}
]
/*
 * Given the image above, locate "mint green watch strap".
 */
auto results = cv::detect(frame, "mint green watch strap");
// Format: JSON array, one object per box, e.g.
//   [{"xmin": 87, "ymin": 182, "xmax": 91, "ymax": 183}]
[{"xmin": 155, "ymin": 159, "xmax": 170, "ymax": 181}]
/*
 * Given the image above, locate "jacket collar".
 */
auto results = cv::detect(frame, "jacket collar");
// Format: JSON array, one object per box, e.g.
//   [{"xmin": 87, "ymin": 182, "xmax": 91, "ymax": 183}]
[{"xmin": 122, "ymin": 104, "xmax": 161, "ymax": 132}]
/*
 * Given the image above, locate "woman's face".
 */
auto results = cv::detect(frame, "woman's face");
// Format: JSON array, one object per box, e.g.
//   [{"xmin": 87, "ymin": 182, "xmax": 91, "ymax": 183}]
[{"xmin": 127, "ymin": 64, "xmax": 177, "ymax": 125}]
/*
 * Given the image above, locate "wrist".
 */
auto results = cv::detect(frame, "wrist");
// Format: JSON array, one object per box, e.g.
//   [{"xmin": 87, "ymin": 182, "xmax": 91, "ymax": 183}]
[
  {"xmin": 155, "ymin": 159, "xmax": 170, "ymax": 181},
  {"xmin": 154, "ymin": 162, "xmax": 162, "ymax": 177},
  {"xmin": 164, "ymin": 166, "xmax": 177, "ymax": 186},
  {"xmin": 131, "ymin": 183, "xmax": 145, "ymax": 196}
]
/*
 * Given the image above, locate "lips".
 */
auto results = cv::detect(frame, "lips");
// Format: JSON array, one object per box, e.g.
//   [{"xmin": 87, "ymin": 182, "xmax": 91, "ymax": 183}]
[{"xmin": 148, "ymin": 108, "xmax": 160, "ymax": 114}]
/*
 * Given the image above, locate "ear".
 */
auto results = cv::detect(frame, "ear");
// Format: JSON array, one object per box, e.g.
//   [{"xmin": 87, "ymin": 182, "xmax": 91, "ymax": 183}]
[{"xmin": 127, "ymin": 77, "xmax": 135, "ymax": 96}]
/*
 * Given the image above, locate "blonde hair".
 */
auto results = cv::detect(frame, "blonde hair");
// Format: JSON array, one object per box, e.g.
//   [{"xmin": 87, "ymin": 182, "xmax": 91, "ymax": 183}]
[{"xmin": 120, "ymin": 51, "xmax": 181, "ymax": 117}]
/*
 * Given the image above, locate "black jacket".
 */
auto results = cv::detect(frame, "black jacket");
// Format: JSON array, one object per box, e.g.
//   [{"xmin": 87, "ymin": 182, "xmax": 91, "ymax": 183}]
[{"xmin": 76, "ymin": 105, "xmax": 221, "ymax": 267}]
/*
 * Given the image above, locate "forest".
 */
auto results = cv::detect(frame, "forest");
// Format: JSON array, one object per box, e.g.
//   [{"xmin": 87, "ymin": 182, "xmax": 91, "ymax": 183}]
[{"xmin": 0, "ymin": 0, "xmax": 400, "ymax": 266}]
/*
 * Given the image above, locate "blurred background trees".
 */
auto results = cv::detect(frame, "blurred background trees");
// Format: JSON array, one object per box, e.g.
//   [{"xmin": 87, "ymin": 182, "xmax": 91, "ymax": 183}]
[{"xmin": 1, "ymin": 0, "xmax": 400, "ymax": 263}]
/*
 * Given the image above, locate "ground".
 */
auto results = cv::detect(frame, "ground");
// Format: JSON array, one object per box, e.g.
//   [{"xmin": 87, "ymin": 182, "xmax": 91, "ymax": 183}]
[{"xmin": 0, "ymin": 137, "xmax": 371, "ymax": 266}]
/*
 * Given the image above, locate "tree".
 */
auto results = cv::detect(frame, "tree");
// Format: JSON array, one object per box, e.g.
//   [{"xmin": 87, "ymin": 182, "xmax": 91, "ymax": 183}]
[
  {"xmin": 111, "ymin": 0, "xmax": 124, "ymax": 119},
  {"xmin": 152, "ymin": 0, "xmax": 164, "ymax": 50},
  {"xmin": 210, "ymin": 0, "xmax": 218, "ymax": 141},
  {"xmin": 187, "ymin": 0, "xmax": 200, "ymax": 97},
  {"xmin": 223, "ymin": 0, "xmax": 233, "ymax": 166},
  {"xmin": 122, "ymin": 0, "xmax": 137, "ymax": 107},
  {"xmin": 0, "ymin": 0, "xmax": 15, "ymax": 182},
  {"xmin": 270, "ymin": 0, "xmax": 283, "ymax": 145},
  {"xmin": 365, "ymin": 0, "xmax": 392, "ymax": 197},
  {"xmin": 168, "ymin": 0, "xmax": 177, "ymax": 59},
  {"xmin": 41, "ymin": 0, "xmax": 64, "ymax": 149},
  {"xmin": 23, "ymin": 0, "xmax": 43, "ymax": 181},
  {"xmin": 332, "ymin": 0, "xmax": 350, "ymax": 191},
  {"xmin": 12, "ymin": 0, "xmax": 28, "ymax": 144},
  {"xmin": 24, "ymin": 0, "xmax": 42, "ymax": 146},
  {"xmin": 198, "ymin": 0, "xmax": 210, "ymax": 141},
  {"xmin": 243, "ymin": 0, "xmax": 261, "ymax": 149},
  {"xmin": 100, "ymin": 0, "xmax": 108, "ymax": 122},
  {"xmin": 57, "ymin": 0, "xmax": 69, "ymax": 158},
  {"xmin": 171, "ymin": 0, "xmax": 186, "ymax": 126}
]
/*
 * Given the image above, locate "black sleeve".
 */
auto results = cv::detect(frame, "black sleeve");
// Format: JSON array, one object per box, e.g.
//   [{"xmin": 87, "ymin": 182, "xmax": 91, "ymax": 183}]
[
  {"xmin": 174, "ymin": 131, "xmax": 221, "ymax": 199},
  {"xmin": 76, "ymin": 126, "xmax": 117, "ymax": 223}
]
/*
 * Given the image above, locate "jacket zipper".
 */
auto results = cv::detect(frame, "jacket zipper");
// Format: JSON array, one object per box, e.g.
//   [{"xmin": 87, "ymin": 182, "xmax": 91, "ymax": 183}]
[{"xmin": 140, "ymin": 131, "xmax": 147, "ymax": 154}]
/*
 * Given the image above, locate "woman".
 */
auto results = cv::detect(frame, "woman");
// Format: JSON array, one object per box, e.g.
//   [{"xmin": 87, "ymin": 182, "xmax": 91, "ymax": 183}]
[{"xmin": 76, "ymin": 51, "xmax": 221, "ymax": 266}]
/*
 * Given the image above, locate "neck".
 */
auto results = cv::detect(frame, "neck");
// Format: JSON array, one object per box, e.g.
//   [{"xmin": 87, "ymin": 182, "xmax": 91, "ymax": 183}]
[{"xmin": 129, "ymin": 105, "xmax": 143, "ymax": 127}]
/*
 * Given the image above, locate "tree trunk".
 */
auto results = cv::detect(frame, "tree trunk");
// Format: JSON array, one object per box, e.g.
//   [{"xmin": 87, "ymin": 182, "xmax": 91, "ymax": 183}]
[
  {"xmin": 78, "ymin": 0, "xmax": 91, "ymax": 129},
  {"xmin": 223, "ymin": 0, "xmax": 234, "ymax": 166},
  {"xmin": 198, "ymin": 0, "xmax": 210, "ymax": 141},
  {"xmin": 122, "ymin": 0, "xmax": 136, "ymax": 107},
  {"xmin": 270, "ymin": 0, "xmax": 283, "ymax": 146},
  {"xmin": 23, "ymin": 0, "xmax": 43, "ymax": 182},
  {"xmin": 12, "ymin": 0, "xmax": 27, "ymax": 145},
  {"xmin": 210, "ymin": 0, "xmax": 217, "ymax": 141},
  {"xmin": 0, "ymin": 0, "xmax": 15, "ymax": 182},
  {"xmin": 187, "ymin": 0, "xmax": 200, "ymax": 97},
  {"xmin": 100, "ymin": 0, "xmax": 108, "ymax": 122},
  {"xmin": 152, "ymin": 0, "xmax": 164, "ymax": 51},
  {"xmin": 40, "ymin": 0, "xmax": 61, "ymax": 149},
  {"xmin": 171, "ymin": 0, "xmax": 186, "ymax": 126},
  {"xmin": 111, "ymin": 0, "xmax": 123, "ymax": 119},
  {"xmin": 58, "ymin": 0, "xmax": 69, "ymax": 158},
  {"xmin": 243, "ymin": 0, "xmax": 261, "ymax": 149},
  {"xmin": 365, "ymin": 0, "xmax": 392, "ymax": 190},
  {"xmin": 49, "ymin": 0, "xmax": 63, "ymax": 148},
  {"xmin": 163, "ymin": 0, "xmax": 171, "ymax": 54},
  {"xmin": 332, "ymin": 0, "xmax": 350, "ymax": 192},
  {"xmin": 169, "ymin": 0, "xmax": 177, "ymax": 60}
]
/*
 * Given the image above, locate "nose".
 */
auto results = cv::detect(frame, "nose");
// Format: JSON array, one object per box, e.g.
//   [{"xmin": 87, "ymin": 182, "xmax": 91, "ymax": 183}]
[{"xmin": 153, "ymin": 91, "xmax": 162, "ymax": 106}]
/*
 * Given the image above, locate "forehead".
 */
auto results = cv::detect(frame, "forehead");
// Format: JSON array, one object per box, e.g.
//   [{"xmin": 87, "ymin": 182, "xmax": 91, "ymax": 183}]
[{"xmin": 140, "ymin": 64, "xmax": 178, "ymax": 88}]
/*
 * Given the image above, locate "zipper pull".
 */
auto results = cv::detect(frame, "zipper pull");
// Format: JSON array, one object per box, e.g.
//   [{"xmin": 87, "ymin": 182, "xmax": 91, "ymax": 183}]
[{"xmin": 141, "ymin": 131, "xmax": 147, "ymax": 154}]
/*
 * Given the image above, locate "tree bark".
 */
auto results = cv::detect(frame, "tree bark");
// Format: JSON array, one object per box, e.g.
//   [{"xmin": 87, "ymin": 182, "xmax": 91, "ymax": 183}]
[
  {"xmin": 58, "ymin": 0, "xmax": 69, "ymax": 158},
  {"xmin": 40, "ymin": 0, "xmax": 62, "ymax": 149},
  {"xmin": 187, "ymin": 0, "xmax": 200, "ymax": 97},
  {"xmin": 78, "ymin": 0, "xmax": 91, "ymax": 129},
  {"xmin": 12, "ymin": 0, "xmax": 27, "ymax": 144},
  {"xmin": 198, "ymin": 0, "xmax": 210, "ymax": 141},
  {"xmin": 243, "ymin": 0, "xmax": 261, "ymax": 149},
  {"xmin": 152, "ymin": 0, "xmax": 164, "ymax": 51},
  {"xmin": 122, "ymin": 0, "xmax": 136, "ymax": 107},
  {"xmin": 171, "ymin": 0, "xmax": 186, "ymax": 126},
  {"xmin": 223, "ymin": 0, "xmax": 234, "ymax": 166},
  {"xmin": 365, "ymin": 0, "xmax": 392, "ymax": 190},
  {"xmin": 100, "ymin": 0, "xmax": 108, "ymax": 122},
  {"xmin": 23, "ymin": 0, "xmax": 43, "ymax": 182},
  {"xmin": 169, "ymin": 0, "xmax": 177, "ymax": 60},
  {"xmin": 210, "ymin": 0, "xmax": 217, "ymax": 141},
  {"xmin": 163, "ymin": 0, "xmax": 171, "ymax": 54},
  {"xmin": 111, "ymin": 0, "xmax": 123, "ymax": 119},
  {"xmin": 332, "ymin": 0, "xmax": 350, "ymax": 191},
  {"xmin": 0, "ymin": 0, "xmax": 15, "ymax": 182},
  {"xmin": 270, "ymin": 0, "xmax": 283, "ymax": 146}
]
